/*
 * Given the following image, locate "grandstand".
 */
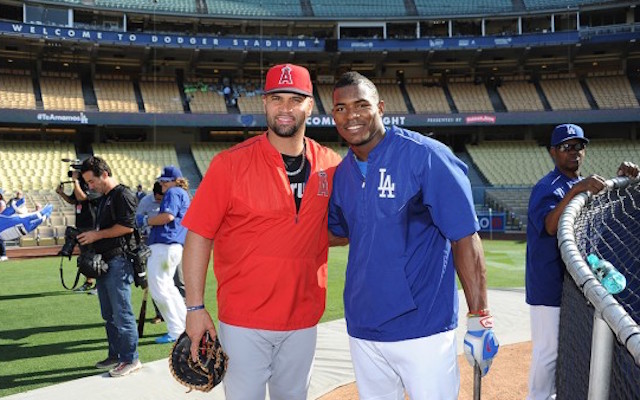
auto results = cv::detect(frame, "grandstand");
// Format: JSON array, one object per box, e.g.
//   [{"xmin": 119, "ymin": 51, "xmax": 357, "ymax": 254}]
[
  {"xmin": 0, "ymin": 0, "xmax": 638, "ymax": 244},
  {"xmin": 92, "ymin": 142, "xmax": 179, "ymax": 190},
  {"xmin": 0, "ymin": 69, "xmax": 36, "ymax": 110},
  {"xmin": 2, "ymin": 3, "xmax": 640, "ymax": 400}
]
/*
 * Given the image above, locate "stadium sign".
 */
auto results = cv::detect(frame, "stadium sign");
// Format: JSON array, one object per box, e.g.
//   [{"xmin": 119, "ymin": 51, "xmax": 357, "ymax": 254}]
[
  {"xmin": 3, "ymin": 21, "xmax": 638, "ymax": 52},
  {"xmin": 36, "ymin": 112, "xmax": 89, "ymax": 124},
  {"xmin": 0, "ymin": 109, "xmax": 638, "ymax": 128},
  {"xmin": 477, "ymin": 212, "xmax": 506, "ymax": 233},
  {"xmin": 0, "ymin": 22, "xmax": 324, "ymax": 51},
  {"xmin": 305, "ymin": 116, "xmax": 407, "ymax": 127}
]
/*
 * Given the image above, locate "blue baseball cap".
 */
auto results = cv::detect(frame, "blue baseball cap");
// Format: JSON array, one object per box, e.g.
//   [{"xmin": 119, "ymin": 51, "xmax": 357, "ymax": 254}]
[
  {"xmin": 551, "ymin": 124, "xmax": 589, "ymax": 146},
  {"xmin": 157, "ymin": 165, "xmax": 183, "ymax": 182}
]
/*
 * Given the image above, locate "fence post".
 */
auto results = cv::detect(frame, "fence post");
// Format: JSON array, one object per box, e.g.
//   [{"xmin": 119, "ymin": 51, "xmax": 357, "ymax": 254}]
[{"xmin": 587, "ymin": 310, "xmax": 614, "ymax": 400}]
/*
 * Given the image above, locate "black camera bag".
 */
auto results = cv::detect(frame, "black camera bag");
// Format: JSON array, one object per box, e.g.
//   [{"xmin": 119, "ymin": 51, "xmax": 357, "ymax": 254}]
[
  {"xmin": 125, "ymin": 229, "xmax": 151, "ymax": 289},
  {"xmin": 77, "ymin": 250, "xmax": 109, "ymax": 279}
]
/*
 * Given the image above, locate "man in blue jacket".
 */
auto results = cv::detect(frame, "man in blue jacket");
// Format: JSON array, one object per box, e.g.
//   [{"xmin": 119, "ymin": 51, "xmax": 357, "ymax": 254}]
[{"xmin": 328, "ymin": 71, "xmax": 499, "ymax": 399}]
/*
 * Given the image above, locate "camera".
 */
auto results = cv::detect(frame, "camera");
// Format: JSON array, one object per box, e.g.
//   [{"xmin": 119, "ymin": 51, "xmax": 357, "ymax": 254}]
[
  {"xmin": 59, "ymin": 226, "xmax": 80, "ymax": 259},
  {"xmin": 126, "ymin": 244, "xmax": 151, "ymax": 288},
  {"xmin": 61, "ymin": 158, "xmax": 83, "ymax": 185}
]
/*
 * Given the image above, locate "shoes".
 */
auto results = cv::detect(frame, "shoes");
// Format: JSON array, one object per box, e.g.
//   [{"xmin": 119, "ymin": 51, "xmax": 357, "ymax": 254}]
[
  {"xmin": 0, "ymin": 256, "xmax": 8, "ymax": 262},
  {"xmin": 87, "ymin": 288, "xmax": 98, "ymax": 296},
  {"xmin": 74, "ymin": 282, "xmax": 95, "ymax": 292},
  {"xmin": 155, "ymin": 333, "xmax": 177, "ymax": 344},
  {"xmin": 109, "ymin": 359, "xmax": 142, "ymax": 377},
  {"xmin": 151, "ymin": 316, "xmax": 163, "ymax": 324},
  {"xmin": 95, "ymin": 356, "xmax": 119, "ymax": 369}
]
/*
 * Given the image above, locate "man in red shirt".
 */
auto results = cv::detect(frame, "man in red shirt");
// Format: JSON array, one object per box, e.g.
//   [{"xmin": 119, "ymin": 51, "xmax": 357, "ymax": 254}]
[{"xmin": 182, "ymin": 64, "xmax": 342, "ymax": 400}]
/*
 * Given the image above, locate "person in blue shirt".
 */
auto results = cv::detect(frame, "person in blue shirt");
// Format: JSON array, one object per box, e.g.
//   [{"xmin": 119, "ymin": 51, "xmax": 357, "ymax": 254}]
[
  {"xmin": 328, "ymin": 71, "xmax": 499, "ymax": 400},
  {"xmin": 526, "ymin": 124, "xmax": 639, "ymax": 400},
  {"xmin": 137, "ymin": 166, "xmax": 191, "ymax": 344}
]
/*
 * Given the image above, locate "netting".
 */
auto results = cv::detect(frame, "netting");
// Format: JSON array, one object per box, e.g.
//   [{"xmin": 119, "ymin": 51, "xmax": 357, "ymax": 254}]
[
  {"xmin": 573, "ymin": 181, "xmax": 640, "ymax": 321},
  {"xmin": 557, "ymin": 179, "xmax": 640, "ymax": 399},
  {"xmin": 557, "ymin": 276, "xmax": 593, "ymax": 400}
]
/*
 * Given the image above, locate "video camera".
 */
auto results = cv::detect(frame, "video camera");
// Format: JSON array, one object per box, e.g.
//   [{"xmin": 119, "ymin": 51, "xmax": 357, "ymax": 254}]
[{"xmin": 60, "ymin": 158, "xmax": 83, "ymax": 185}]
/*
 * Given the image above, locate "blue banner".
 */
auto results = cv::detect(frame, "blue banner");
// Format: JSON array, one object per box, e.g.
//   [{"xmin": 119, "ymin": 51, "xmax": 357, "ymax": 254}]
[
  {"xmin": 1, "ymin": 21, "xmax": 638, "ymax": 52},
  {"xmin": 0, "ymin": 21, "xmax": 325, "ymax": 51},
  {"xmin": 477, "ymin": 212, "xmax": 506, "ymax": 233},
  {"xmin": 340, "ymin": 31, "xmax": 579, "ymax": 51},
  {"xmin": 1, "ymin": 108, "xmax": 638, "ymax": 128}
]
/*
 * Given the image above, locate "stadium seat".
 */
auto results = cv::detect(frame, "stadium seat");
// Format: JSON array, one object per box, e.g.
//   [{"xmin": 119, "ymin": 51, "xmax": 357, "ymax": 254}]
[
  {"xmin": 0, "ymin": 69, "xmax": 36, "ymax": 110},
  {"xmin": 93, "ymin": 142, "xmax": 180, "ymax": 189},
  {"xmin": 414, "ymin": 0, "xmax": 513, "ymax": 15},
  {"xmin": 19, "ymin": 230, "xmax": 38, "ymax": 247},
  {"xmin": 36, "ymin": 226, "xmax": 57, "ymax": 246}
]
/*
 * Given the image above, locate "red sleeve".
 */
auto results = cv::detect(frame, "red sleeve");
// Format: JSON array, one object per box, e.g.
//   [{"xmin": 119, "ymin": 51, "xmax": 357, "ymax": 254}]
[{"xmin": 182, "ymin": 153, "xmax": 231, "ymax": 239}]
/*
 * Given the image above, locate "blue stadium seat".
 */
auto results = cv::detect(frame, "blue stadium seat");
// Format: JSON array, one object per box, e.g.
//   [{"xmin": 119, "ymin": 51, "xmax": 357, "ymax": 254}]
[
  {"xmin": 206, "ymin": 0, "xmax": 302, "ymax": 17},
  {"xmin": 312, "ymin": 0, "xmax": 407, "ymax": 18},
  {"xmin": 414, "ymin": 0, "xmax": 513, "ymax": 16}
]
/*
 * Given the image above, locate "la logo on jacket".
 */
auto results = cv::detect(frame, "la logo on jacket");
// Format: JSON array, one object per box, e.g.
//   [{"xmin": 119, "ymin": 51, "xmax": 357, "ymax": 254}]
[{"xmin": 377, "ymin": 168, "xmax": 396, "ymax": 198}]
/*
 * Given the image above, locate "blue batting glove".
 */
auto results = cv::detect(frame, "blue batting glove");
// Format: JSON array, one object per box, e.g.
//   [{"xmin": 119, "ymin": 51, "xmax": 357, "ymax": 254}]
[
  {"xmin": 463, "ymin": 312, "xmax": 499, "ymax": 377},
  {"xmin": 135, "ymin": 214, "xmax": 148, "ymax": 229},
  {"xmin": 0, "ymin": 204, "xmax": 53, "ymax": 240}
]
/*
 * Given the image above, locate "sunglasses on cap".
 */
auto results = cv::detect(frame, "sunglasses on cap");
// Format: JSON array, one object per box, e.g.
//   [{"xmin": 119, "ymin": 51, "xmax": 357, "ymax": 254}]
[{"xmin": 556, "ymin": 142, "xmax": 586, "ymax": 152}]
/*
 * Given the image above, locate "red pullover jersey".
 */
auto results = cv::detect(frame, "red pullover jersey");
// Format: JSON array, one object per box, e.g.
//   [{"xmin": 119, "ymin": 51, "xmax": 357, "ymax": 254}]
[{"xmin": 183, "ymin": 134, "xmax": 342, "ymax": 330}]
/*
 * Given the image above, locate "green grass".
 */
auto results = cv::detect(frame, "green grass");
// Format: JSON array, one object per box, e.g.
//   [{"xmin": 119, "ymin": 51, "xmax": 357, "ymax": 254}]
[{"xmin": 0, "ymin": 240, "xmax": 524, "ymax": 396}]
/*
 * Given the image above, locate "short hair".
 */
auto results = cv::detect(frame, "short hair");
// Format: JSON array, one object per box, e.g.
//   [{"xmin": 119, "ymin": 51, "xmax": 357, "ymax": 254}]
[
  {"xmin": 334, "ymin": 71, "xmax": 379, "ymax": 103},
  {"xmin": 80, "ymin": 156, "xmax": 112, "ymax": 178},
  {"xmin": 152, "ymin": 181, "xmax": 163, "ymax": 195}
]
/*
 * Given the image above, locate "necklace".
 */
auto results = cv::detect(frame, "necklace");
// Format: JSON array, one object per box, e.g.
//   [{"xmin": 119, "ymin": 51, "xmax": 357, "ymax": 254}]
[{"xmin": 285, "ymin": 143, "xmax": 306, "ymax": 177}]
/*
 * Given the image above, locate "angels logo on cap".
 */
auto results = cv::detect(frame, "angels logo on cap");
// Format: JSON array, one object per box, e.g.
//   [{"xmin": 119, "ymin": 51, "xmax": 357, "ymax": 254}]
[
  {"xmin": 264, "ymin": 64, "xmax": 313, "ymax": 97},
  {"xmin": 279, "ymin": 65, "xmax": 294, "ymax": 85}
]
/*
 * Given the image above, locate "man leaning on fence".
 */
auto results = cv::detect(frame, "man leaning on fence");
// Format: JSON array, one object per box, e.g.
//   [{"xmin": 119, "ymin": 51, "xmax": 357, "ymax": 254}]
[
  {"xmin": 525, "ymin": 123, "xmax": 639, "ymax": 400},
  {"xmin": 77, "ymin": 156, "xmax": 142, "ymax": 378}
]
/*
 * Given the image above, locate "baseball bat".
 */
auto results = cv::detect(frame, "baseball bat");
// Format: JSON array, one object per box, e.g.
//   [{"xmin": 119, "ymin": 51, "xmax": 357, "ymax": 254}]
[
  {"xmin": 473, "ymin": 362, "xmax": 482, "ymax": 400},
  {"xmin": 138, "ymin": 287, "xmax": 149, "ymax": 338}
]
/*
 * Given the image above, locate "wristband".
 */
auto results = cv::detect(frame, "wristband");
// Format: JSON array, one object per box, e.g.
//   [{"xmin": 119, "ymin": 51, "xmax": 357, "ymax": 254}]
[
  {"xmin": 467, "ymin": 308, "xmax": 490, "ymax": 317},
  {"xmin": 186, "ymin": 304, "xmax": 205, "ymax": 312}
]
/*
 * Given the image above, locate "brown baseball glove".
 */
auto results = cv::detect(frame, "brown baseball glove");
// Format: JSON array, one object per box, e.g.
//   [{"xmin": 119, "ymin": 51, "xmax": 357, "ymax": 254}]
[{"xmin": 169, "ymin": 331, "xmax": 228, "ymax": 392}]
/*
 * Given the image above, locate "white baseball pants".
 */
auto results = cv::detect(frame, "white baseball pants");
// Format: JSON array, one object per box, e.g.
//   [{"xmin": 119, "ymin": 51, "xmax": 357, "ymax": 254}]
[
  {"xmin": 527, "ymin": 305, "xmax": 560, "ymax": 400},
  {"xmin": 349, "ymin": 329, "xmax": 459, "ymax": 400},
  {"xmin": 147, "ymin": 243, "xmax": 186, "ymax": 338}
]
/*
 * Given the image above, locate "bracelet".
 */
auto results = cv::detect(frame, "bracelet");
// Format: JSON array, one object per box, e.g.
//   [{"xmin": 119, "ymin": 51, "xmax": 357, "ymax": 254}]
[
  {"xmin": 186, "ymin": 304, "xmax": 205, "ymax": 312},
  {"xmin": 467, "ymin": 309, "xmax": 490, "ymax": 317}
]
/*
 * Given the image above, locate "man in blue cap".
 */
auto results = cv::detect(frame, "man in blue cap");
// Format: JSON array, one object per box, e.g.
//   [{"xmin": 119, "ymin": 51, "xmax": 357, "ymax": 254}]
[
  {"xmin": 137, "ymin": 165, "xmax": 191, "ymax": 344},
  {"xmin": 525, "ymin": 124, "xmax": 639, "ymax": 400}
]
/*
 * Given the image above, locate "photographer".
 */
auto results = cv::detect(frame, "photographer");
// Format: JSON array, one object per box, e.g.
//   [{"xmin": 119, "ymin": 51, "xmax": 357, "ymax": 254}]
[
  {"xmin": 77, "ymin": 156, "xmax": 142, "ymax": 378},
  {"xmin": 56, "ymin": 170, "xmax": 98, "ymax": 293}
]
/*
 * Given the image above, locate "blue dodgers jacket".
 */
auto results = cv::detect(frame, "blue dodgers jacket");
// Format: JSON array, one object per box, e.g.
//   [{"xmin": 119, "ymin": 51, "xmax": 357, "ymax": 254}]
[
  {"xmin": 526, "ymin": 167, "xmax": 583, "ymax": 307},
  {"xmin": 329, "ymin": 126, "xmax": 479, "ymax": 342}
]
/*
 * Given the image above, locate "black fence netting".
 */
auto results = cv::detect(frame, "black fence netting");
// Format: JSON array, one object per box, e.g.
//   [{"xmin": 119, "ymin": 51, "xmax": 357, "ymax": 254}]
[
  {"xmin": 557, "ymin": 180, "xmax": 640, "ymax": 399},
  {"xmin": 557, "ymin": 275, "xmax": 593, "ymax": 400}
]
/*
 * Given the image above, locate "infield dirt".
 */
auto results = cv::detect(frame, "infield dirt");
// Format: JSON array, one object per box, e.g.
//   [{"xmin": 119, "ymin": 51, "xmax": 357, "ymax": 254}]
[{"xmin": 318, "ymin": 341, "xmax": 532, "ymax": 400}]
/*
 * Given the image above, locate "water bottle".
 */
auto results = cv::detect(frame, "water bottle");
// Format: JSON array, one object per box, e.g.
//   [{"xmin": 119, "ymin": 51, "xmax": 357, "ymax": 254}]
[{"xmin": 586, "ymin": 254, "xmax": 627, "ymax": 295}]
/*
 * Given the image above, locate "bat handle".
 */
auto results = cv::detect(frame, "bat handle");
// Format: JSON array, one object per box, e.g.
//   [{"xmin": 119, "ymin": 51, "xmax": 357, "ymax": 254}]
[{"xmin": 473, "ymin": 362, "xmax": 482, "ymax": 400}]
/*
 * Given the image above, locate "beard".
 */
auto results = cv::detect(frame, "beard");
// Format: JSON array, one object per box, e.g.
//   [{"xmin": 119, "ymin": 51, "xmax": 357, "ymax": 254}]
[{"xmin": 268, "ymin": 116, "xmax": 303, "ymax": 138}]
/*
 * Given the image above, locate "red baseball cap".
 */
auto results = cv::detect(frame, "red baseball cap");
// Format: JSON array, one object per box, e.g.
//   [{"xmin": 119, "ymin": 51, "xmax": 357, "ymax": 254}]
[{"xmin": 264, "ymin": 64, "xmax": 313, "ymax": 97}]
